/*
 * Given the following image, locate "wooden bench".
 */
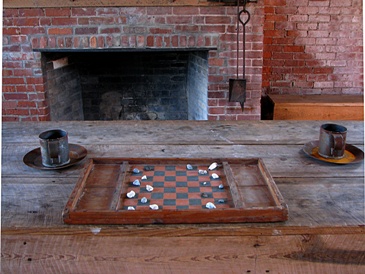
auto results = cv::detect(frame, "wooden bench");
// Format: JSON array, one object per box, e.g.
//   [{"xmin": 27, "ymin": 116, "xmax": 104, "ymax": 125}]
[{"xmin": 266, "ymin": 94, "xmax": 364, "ymax": 120}]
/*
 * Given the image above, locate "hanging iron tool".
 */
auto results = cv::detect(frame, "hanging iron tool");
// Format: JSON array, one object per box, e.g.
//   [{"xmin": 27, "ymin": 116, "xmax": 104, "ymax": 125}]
[{"xmin": 229, "ymin": 0, "xmax": 256, "ymax": 111}]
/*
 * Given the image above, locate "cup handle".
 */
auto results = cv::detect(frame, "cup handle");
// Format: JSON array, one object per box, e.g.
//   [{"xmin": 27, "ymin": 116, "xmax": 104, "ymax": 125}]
[{"xmin": 331, "ymin": 133, "xmax": 344, "ymax": 156}]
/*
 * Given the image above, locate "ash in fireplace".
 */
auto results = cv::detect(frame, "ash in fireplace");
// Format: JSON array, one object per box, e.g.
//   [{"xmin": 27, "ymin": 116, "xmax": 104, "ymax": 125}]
[{"xmin": 99, "ymin": 91, "xmax": 158, "ymax": 120}]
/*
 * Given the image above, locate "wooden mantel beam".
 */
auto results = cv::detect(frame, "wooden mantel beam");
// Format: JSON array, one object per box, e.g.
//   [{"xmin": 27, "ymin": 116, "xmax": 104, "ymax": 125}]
[{"xmin": 3, "ymin": 0, "xmax": 235, "ymax": 8}]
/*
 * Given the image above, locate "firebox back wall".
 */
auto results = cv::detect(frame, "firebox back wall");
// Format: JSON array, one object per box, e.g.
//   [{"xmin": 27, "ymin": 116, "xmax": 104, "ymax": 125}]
[
  {"xmin": 44, "ymin": 50, "xmax": 209, "ymax": 120},
  {"xmin": 77, "ymin": 51, "xmax": 191, "ymax": 120}
]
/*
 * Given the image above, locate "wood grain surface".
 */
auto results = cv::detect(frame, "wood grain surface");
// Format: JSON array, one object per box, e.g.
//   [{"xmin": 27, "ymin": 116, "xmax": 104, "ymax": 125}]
[
  {"xmin": 268, "ymin": 95, "xmax": 364, "ymax": 121},
  {"xmin": 2, "ymin": 120, "xmax": 364, "ymax": 273},
  {"xmin": 3, "ymin": 0, "xmax": 231, "ymax": 8}
]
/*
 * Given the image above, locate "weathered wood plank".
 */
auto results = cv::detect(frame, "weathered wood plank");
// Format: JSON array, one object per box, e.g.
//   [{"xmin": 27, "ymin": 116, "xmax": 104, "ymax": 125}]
[
  {"xmin": 277, "ymin": 178, "xmax": 365, "ymax": 227},
  {"xmin": 3, "ymin": 0, "xmax": 230, "ymax": 8},
  {"xmin": 2, "ymin": 234, "xmax": 365, "ymax": 273},
  {"xmin": 2, "ymin": 178, "xmax": 364, "ymax": 230},
  {"xmin": 2, "ymin": 121, "xmax": 364, "ymax": 145},
  {"xmin": 2, "ymin": 224, "xmax": 365, "ymax": 237},
  {"xmin": 3, "ymin": 144, "xmax": 363, "ymax": 178}
]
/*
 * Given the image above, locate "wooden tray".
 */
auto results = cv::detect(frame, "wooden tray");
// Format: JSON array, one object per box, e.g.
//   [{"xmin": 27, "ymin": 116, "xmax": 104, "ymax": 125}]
[{"xmin": 63, "ymin": 158, "xmax": 288, "ymax": 224}]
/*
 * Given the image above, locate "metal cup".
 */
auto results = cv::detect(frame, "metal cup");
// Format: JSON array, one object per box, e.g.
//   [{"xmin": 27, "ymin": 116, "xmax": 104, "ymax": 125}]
[
  {"xmin": 318, "ymin": 124, "xmax": 347, "ymax": 159},
  {"xmin": 39, "ymin": 129, "xmax": 70, "ymax": 167}
]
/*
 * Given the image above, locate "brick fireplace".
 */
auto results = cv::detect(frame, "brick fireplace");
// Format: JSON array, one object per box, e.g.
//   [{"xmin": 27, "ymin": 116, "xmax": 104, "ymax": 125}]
[
  {"xmin": 2, "ymin": 1, "xmax": 363, "ymax": 121},
  {"xmin": 2, "ymin": 4, "xmax": 264, "ymax": 121}
]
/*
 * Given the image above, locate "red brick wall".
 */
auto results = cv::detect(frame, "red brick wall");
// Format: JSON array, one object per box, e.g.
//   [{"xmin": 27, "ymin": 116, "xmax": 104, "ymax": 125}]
[
  {"xmin": 263, "ymin": 0, "xmax": 363, "ymax": 95},
  {"xmin": 2, "ymin": 1, "xmax": 363, "ymax": 121},
  {"xmin": 2, "ymin": 5, "xmax": 264, "ymax": 121}
]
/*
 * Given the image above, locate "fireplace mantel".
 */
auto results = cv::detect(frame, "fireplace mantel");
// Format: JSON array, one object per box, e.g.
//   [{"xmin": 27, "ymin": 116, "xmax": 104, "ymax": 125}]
[{"xmin": 3, "ymin": 0, "xmax": 237, "ymax": 8}]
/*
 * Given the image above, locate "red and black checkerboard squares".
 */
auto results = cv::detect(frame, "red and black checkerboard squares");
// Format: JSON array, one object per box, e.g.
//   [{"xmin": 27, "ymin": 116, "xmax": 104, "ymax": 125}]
[{"xmin": 122, "ymin": 164, "xmax": 232, "ymax": 210}]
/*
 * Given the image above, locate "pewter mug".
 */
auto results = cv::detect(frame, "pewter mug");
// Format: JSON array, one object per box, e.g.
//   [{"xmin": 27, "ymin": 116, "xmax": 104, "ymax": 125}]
[
  {"xmin": 318, "ymin": 124, "xmax": 347, "ymax": 159},
  {"xmin": 39, "ymin": 129, "xmax": 70, "ymax": 167}
]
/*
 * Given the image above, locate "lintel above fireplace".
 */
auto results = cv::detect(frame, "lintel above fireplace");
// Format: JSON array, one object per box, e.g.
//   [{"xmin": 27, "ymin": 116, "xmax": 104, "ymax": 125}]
[
  {"xmin": 4, "ymin": 0, "xmax": 239, "ymax": 8},
  {"xmin": 34, "ymin": 47, "xmax": 217, "ymax": 53}
]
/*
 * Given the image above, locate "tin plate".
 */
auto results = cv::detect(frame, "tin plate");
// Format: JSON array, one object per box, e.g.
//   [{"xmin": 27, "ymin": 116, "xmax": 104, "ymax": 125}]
[
  {"xmin": 303, "ymin": 141, "xmax": 364, "ymax": 165},
  {"xmin": 23, "ymin": 144, "xmax": 87, "ymax": 170}
]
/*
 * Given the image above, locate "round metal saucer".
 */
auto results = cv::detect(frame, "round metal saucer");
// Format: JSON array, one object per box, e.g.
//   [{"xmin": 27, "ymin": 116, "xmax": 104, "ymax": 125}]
[
  {"xmin": 23, "ymin": 144, "xmax": 87, "ymax": 170},
  {"xmin": 303, "ymin": 140, "xmax": 364, "ymax": 165}
]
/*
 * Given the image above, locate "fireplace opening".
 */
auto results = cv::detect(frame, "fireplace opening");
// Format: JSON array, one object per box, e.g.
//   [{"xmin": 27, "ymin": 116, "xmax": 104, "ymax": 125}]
[{"xmin": 42, "ymin": 50, "xmax": 209, "ymax": 121}]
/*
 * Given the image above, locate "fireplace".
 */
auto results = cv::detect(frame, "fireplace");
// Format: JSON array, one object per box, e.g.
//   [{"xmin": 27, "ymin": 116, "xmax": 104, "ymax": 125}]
[
  {"xmin": 2, "ymin": 5, "xmax": 265, "ymax": 121},
  {"xmin": 42, "ymin": 49, "xmax": 210, "ymax": 120}
]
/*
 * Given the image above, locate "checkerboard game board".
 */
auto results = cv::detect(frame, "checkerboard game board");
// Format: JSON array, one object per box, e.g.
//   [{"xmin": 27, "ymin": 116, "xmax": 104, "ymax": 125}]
[
  {"xmin": 122, "ymin": 164, "xmax": 234, "ymax": 210},
  {"xmin": 64, "ymin": 157, "xmax": 288, "ymax": 224}
]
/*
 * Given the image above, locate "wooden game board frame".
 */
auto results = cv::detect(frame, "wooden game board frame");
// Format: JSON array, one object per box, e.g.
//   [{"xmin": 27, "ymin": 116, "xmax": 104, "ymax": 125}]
[{"xmin": 63, "ymin": 157, "xmax": 288, "ymax": 224}]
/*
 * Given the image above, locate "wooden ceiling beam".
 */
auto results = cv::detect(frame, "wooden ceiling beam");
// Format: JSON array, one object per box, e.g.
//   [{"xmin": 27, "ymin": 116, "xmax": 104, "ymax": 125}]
[{"xmin": 3, "ymin": 0, "xmax": 234, "ymax": 8}]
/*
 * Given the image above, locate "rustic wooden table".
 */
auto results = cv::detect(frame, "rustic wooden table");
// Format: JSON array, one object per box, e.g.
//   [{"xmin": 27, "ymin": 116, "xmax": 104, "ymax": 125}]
[{"xmin": 2, "ymin": 121, "xmax": 364, "ymax": 273}]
